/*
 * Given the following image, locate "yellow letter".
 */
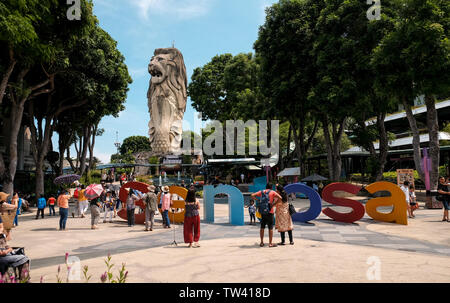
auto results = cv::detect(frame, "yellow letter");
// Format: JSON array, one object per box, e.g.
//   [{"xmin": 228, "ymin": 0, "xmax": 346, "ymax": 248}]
[{"xmin": 365, "ymin": 181, "xmax": 408, "ymax": 225}]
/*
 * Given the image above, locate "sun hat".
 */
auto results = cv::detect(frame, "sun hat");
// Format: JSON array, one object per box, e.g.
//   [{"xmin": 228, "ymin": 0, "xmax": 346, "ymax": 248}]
[
  {"xmin": 163, "ymin": 186, "xmax": 170, "ymax": 192},
  {"xmin": 0, "ymin": 192, "xmax": 10, "ymax": 203}
]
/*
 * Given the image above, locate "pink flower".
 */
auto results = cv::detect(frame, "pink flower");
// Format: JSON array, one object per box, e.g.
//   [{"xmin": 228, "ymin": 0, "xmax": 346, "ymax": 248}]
[{"xmin": 100, "ymin": 272, "xmax": 107, "ymax": 283}]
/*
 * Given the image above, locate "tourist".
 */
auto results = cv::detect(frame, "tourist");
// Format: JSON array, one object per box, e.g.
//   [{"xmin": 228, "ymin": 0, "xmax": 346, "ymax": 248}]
[
  {"xmin": 120, "ymin": 173, "xmax": 127, "ymax": 186},
  {"xmin": 160, "ymin": 186, "xmax": 172, "ymax": 228},
  {"xmin": 251, "ymin": 183, "xmax": 282, "ymax": 247},
  {"xmin": 114, "ymin": 191, "xmax": 121, "ymax": 218},
  {"xmin": 274, "ymin": 184, "xmax": 294, "ymax": 245},
  {"xmin": 48, "ymin": 195, "xmax": 56, "ymax": 216},
  {"xmin": 143, "ymin": 185, "xmax": 158, "ymax": 231},
  {"xmin": 126, "ymin": 189, "xmax": 141, "ymax": 227},
  {"xmin": 36, "ymin": 194, "xmax": 46, "ymax": 220},
  {"xmin": 409, "ymin": 185, "xmax": 417, "ymax": 218},
  {"xmin": 240, "ymin": 173, "xmax": 245, "ymax": 184},
  {"xmin": 400, "ymin": 181, "xmax": 412, "ymax": 218},
  {"xmin": 101, "ymin": 171, "xmax": 108, "ymax": 183},
  {"xmin": 13, "ymin": 193, "xmax": 23, "ymax": 227},
  {"xmin": 183, "ymin": 186, "xmax": 201, "ymax": 248},
  {"xmin": 90, "ymin": 196, "xmax": 102, "ymax": 229},
  {"xmin": 72, "ymin": 185, "xmax": 80, "ymax": 218},
  {"xmin": 57, "ymin": 191, "xmax": 71, "ymax": 231},
  {"xmin": 102, "ymin": 191, "xmax": 115, "ymax": 223},
  {"xmin": 78, "ymin": 185, "xmax": 88, "ymax": 218},
  {"xmin": 437, "ymin": 176, "xmax": 450, "ymax": 222},
  {"xmin": 247, "ymin": 200, "xmax": 256, "ymax": 225},
  {"xmin": 0, "ymin": 215, "xmax": 30, "ymax": 282}
]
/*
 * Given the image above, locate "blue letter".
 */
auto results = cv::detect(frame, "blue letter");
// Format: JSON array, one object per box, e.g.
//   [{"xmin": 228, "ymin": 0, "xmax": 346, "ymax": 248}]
[
  {"xmin": 203, "ymin": 185, "xmax": 244, "ymax": 226},
  {"xmin": 285, "ymin": 183, "xmax": 322, "ymax": 223}
]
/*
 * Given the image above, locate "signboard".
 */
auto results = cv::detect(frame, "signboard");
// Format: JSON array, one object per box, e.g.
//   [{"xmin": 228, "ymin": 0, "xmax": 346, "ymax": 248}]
[{"xmin": 396, "ymin": 169, "xmax": 414, "ymax": 187}]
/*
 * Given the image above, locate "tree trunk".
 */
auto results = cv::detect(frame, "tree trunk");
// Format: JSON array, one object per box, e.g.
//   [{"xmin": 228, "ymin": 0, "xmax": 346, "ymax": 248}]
[
  {"xmin": 2, "ymin": 96, "xmax": 27, "ymax": 194},
  {"xmin": 375, "ymin": 112, "xmax": 388, "ymax": 181},
  {"xmin": 0, "ymin": 46, "xmax": 16, "ymax": 106},
  {"xmin": 402, "ymin": 97, "xmax": 425, "ymax": 181},
  {"xmin": 291, "ymin": 121, "xmax": 303, "ymax": 178},
  {"xmin": 67, "ymin": 148, "xmax": 76, "ymax": 172},
  {"xmin": 425, "ymin": 95, "xmax": 440, "ymax": 190},
  {"xmin": 322, "ymin": 117, "xmax": 346, "ymax": 181},
  {"xmin": 79, "ymin": 125, "xmax": 91, "ymax": 177},
  {"xmin": 87, "ymin": 124, "xmax": 98, "ymax": 177},
  {"xmin": 28, "ymin": 100, "xmax": 54, "ymax": 198}
]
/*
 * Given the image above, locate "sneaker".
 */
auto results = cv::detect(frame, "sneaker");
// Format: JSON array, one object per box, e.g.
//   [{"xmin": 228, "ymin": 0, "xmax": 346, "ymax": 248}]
[{"xmin": 278, "ymin": 242, "xmax": 285, "ymax": 246}]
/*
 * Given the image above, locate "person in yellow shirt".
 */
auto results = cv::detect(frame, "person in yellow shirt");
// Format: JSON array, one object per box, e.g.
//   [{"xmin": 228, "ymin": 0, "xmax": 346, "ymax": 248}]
[{"xmin": 78, "ymin": 185, "xmax": 88, "ymax": 218}]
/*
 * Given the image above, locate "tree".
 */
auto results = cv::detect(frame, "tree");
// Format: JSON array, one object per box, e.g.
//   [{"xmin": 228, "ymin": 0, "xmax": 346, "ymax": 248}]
[
  {"xmin": 120, "ymin": 136, "xmax": 151, "ymax": 155},
  {"xmin": 255, "ymin": 0, "xmax": 323, "ymax": 177},
  {"xmin": 372, "ymin": 0, "xmax": 450, "ymax": 189},
  {"xmin": 0, "ymin": 0, "xmax": 94, "ymax": 194}
]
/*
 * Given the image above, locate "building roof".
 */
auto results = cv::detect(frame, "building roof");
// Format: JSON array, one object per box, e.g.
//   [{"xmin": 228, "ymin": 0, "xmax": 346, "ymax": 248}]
[
  {"xmin": 365, "ymin": 99, "xmax": 450, "ymax": 126},
  {"xmin": 346, "ymin": 132, "xmax": 450, "ymax": 152}
]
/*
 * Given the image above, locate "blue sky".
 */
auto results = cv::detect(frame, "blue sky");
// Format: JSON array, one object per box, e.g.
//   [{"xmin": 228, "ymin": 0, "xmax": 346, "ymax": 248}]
[{"xmin": 68, "ymin": 0, "xmax": 278, "ymax": 164}]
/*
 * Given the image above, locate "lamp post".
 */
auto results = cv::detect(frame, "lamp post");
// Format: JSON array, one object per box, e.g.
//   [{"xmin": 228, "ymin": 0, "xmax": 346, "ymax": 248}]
[{"xmin": 114, "ymin": 131, "xmax": 121, "ymax": 163}]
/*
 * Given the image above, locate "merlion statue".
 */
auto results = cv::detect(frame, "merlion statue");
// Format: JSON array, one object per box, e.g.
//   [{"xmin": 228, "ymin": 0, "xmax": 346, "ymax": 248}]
[{"xmin": 147, "ymin": 48, "xmax": 187, "ymax": 155}]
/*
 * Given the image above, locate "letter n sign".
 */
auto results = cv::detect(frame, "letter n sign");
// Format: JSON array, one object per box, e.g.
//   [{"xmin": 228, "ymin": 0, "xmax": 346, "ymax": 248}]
[{"xmin": 203, "ymin": 185, "xmax": 244, "ymax": 226}]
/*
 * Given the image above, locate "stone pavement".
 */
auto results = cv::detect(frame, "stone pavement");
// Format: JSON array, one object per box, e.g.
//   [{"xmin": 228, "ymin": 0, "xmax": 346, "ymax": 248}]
[{"xmin": 6, "ymin": 200, "xmax": 450, "ymax": 283}]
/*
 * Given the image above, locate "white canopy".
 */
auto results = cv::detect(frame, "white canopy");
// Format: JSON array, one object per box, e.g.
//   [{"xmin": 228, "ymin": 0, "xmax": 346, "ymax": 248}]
[{"xmin": 277, "ymin": 167, "xmax": 300, "ymax": 177}]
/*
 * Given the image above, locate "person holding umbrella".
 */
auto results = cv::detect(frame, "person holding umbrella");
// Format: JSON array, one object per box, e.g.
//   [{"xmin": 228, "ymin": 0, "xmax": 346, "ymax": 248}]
[
  {"xmin": 57, "ymin": 190, "xmax": 72, "ymax": 231},
  {"xmin": 90, "ymin": 196, "xmax": 102, "ymax": 229},
  {"xmin": 84, "ymin": 184, "xmax": 104, "ymax": 229}
]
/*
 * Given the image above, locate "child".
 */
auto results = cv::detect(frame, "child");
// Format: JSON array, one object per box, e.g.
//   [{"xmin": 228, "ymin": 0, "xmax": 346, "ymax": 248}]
[
  {"xmin": 48, "ymin": 196, "xmax": 56, "ymax": 216},
  {"xmin": 247, "ymin": 200, "xmax": 256, "ymax": 225},
  {"xmin": 409, "ymin": 185, "xmax": 417, "ymax": 218},
  {"xmin": 103, "ymin": 191, "xmax": 115, "ymax": 223}
]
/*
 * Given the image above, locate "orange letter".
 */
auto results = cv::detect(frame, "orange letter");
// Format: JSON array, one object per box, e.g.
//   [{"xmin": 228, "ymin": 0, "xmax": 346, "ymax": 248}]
[{"xmin": 365, "ymin": 182, "xmax": 408, "ymax": 225}]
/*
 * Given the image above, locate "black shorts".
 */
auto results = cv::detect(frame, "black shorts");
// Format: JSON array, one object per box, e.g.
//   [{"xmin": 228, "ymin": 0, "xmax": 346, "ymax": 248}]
[{"xmin": 260, "ymin": 213, "xmax": 274, "ymax": 230}]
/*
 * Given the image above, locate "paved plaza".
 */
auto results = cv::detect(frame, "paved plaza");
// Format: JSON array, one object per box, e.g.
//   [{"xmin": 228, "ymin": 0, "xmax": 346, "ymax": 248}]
[{"xmin": 7, "ymin": 199, "xmax": 450, "ymax": 283}]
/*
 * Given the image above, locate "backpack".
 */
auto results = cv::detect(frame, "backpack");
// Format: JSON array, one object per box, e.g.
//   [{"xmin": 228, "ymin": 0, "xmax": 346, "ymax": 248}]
[
  {"xmin": 74, "ymin": 188, "xmax": 79, "ymax": 199},
  {"xmin": 258, "ymin": 190, "xmax": 272, "ymax": 215}
]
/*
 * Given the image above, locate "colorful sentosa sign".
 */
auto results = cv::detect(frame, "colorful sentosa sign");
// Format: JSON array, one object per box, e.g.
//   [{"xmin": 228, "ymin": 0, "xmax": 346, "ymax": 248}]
[
  {"xmin": 120, "ymin": 182, "xmax": 408, "ymax": 226},
  {"xmin": 202, "ymin": 182, "xmax": 408, "ymax": 226}
]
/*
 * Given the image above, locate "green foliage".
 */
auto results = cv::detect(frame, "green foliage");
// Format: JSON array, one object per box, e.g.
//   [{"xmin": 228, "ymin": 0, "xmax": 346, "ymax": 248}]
[
  {"xmin": 119, "ymin": 136, "xmax": 151, "ymax": 155},
  {"xmin": 188, "ymin": 53, "xmax": 265, "ymax": 122}
]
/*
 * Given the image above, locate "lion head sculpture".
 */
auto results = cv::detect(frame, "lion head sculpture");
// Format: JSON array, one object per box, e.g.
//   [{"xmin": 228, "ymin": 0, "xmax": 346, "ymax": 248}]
[{"xmin": 147, "ymin": 48, "xmax": 187, "ymax": 155}]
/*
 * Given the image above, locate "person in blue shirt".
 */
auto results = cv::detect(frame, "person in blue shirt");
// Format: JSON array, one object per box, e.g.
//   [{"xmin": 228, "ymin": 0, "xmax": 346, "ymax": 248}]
[
  {"xmin": 13, "ymin": 194, "xmax": 22, "ymax": 226},
  {"xmin": 36, "ymin": 195, "xmax": 46, "ymax": 219}
]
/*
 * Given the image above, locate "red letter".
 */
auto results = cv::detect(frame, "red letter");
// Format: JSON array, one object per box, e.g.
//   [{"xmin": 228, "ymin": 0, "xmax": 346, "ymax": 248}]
[{"xmin": 322, "ymin": 183, "xmax": 365, "ymax": 223}]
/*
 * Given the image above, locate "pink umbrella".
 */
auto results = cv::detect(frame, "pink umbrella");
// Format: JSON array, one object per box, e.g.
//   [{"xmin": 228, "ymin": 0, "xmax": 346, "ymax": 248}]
[{"xmin": 84, "ymin": 184, "xmax": 104, "ymax": 200}]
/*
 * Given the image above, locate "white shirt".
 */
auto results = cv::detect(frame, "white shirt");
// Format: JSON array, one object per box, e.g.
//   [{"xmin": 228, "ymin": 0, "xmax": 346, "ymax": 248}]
[{"xmin": 401, "ymin": 185, "xmax": 410, "ymax": 203}]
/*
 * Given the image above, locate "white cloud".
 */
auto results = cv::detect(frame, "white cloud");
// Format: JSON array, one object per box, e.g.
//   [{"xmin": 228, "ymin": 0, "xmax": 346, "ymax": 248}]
[
  {"xmin": 131, "ymin": 0, "xmax": 213, "ymax": 20},
  {"xmin": 128, "ymin": 67, "xmax": 149, "ymax": 80},
  {"xmin": 94, "ymin": 149, "xmax": 112, "ymax": 165}
]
